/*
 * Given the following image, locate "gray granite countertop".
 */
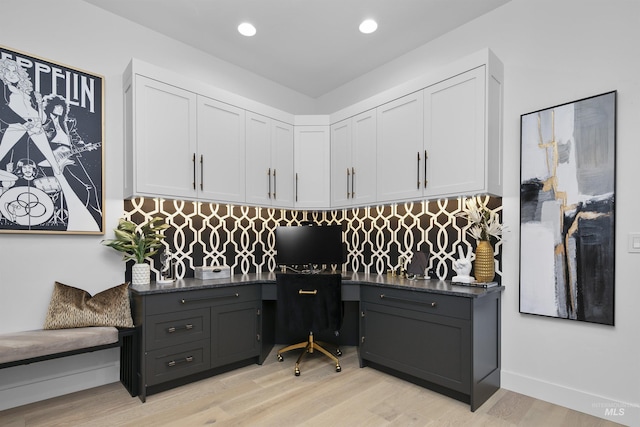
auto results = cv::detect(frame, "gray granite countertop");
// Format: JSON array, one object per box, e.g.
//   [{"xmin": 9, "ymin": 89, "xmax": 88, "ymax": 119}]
[{"xmin": 130, "ymin": 271, "xmax": 503, "ymax": 298}]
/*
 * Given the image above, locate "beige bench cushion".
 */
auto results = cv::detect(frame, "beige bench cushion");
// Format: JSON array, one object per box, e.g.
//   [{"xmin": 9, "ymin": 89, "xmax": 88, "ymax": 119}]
[{"xmin": 0, "ymin": 326, "xmax": 119, "ymax": 365}]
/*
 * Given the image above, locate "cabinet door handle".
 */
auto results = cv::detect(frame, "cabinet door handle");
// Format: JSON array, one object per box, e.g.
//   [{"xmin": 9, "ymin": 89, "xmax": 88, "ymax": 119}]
[
  {"xmin": 273, "ymin": 169, "xmax": 277, "ymax": 199},
  {"xmin": 200, "ymin": 155, "xmax": 204, "ymax": 191},
  {"xmin": 416, "ymin": 152, "xmax": 421, "ymax": 189},
  {"xmin": 267, "ymin": 168, "xmax": 271, "ymax": 199},
  {"xmin": 181, "ymin": 293, "xmax": 239, "ymax": 304},
  {"xmin": 298, "ymin": 289, "xmax": 318, "ymax": 295},
  {"xmin": 167, "ymin": 355, "xmax": 194, "ymax": 367},
  {"xmin": 167, "ymin": 324, "xmax": 194, "ymax": 333},
  {"xmin": 424, "ymin": 150, "xmax": 428, "ymax": 188},
  {"xmin": 351, "ymin": 167, "xmax": 355, "ymax": 198},
  {"xmin": 192, "ymin": 153, "xmax": 196, "ymax": 190},
  {"xmin": 295, "ymin": 173, "xmax": 298, "ymax": 202},
  {"xmin": 380, "ymin": 293, "xmax": 437, "ymax": 307},
  {"xmin": 346, "ymin": 168, "xmax": 351, "ymax": 199}
]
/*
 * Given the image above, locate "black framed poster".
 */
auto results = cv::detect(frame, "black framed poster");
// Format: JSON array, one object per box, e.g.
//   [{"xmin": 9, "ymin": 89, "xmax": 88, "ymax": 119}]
[
  {"xmin": 519, "ymin": 91, "xmax": 616, "ymax": 325},
  {"xmin": 0, "ymin": 45, "xmax": 104, "ymax": 234}
]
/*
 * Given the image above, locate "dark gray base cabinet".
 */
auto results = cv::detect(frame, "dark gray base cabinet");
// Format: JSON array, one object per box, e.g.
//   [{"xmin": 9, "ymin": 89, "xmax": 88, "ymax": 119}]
[
  {"xmin": 132, "ymin": 285, "xmax": 262, "ymax": 401},
  {"xmin": 359, "ymin": 285, "xmax": 501, "ymax": 411}
]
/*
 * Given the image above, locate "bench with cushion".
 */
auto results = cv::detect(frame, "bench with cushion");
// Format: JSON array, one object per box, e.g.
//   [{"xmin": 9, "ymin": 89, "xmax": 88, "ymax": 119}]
[
  {"xmin": 0, "ymin": 326, "xmax": 137, "ymax": 396},
  {"xmin": 0, "ymin": 281, "xmax": 139, "ymax": 397}
]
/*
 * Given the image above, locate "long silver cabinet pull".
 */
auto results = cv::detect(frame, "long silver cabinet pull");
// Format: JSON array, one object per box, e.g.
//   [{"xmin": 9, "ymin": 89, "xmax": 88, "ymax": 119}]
[
  {"xmin": 167, "ymin": 356, "xmax": 194, "ymax": 367},
  {"xmin": 416, "ymin": 152, "xmax": 421, "ymax": 189},
  {"xmin": 299, "ymin": 289, "xmax": 318, "ymax": 295},
  {"xmin": 273, "ymin": 169, "xmax": 277, "ymax": 199},
  {"xmin": 192, "ymin": 153, "xmax": 196, "ymax": 190},
  {"xmin": 200, "ymin": 155, "xmax": 204, "ymax": 191},
  {"xmin": 351, "ymin": 167, "xmax": 355, "ymax": 198},
  {"xmin": 424, "ymin": 150, "xmax": 428, "ymax": 187},
  {"xmin": 379, "ymin": 293, "xmax": 437, "ymax": 307},
  {"xmin": 181, "ymin": 293, "xmax": 239, "ymax": 304},
  {"xmin": 346, "ymin": 168, "xmax": 351, "ymax": 198},
  {"xmin": 267, "ymin": 168, "xmax": 271, "ymax": 199},
  {"xmin": 167, "ymin": 324, "xmax": 194, "ymax": 333},
  {"xmin": 295, "ymin": 173, "xmax": 298, "ymax": 202}
]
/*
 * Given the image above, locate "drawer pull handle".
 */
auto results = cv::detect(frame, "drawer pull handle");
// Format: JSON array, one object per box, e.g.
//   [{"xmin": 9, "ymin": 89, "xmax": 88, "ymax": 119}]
[
  {"xmin": 167, "ymin": 356, "xmax": 194, "ymax": 367},
  {"xmin": 181, "ymin": 293, "xmax": 240, "ymax": 304},
  {"xmin": 299, "ymin": 289, "xmax": 318, "ymax": 295},
  {"xmin": 380, "ymin": 294, "xmax": 437, "ymax": 307},
  {"xmin": 167, "ymin": 324, "xmax": 194, "ymax": 333}
]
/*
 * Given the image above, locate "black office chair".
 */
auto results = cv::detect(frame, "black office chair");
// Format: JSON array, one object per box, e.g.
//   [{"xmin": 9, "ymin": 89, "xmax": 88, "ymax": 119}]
[{"xmin": 276, "ymin": 272, "xmax": 343, "ymax": 376}]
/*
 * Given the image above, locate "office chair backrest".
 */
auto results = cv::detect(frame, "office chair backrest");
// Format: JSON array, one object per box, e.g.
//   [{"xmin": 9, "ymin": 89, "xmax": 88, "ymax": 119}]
[{"xmin": 276, "ymin": 273, "xmax": 343, "ymax": 334}]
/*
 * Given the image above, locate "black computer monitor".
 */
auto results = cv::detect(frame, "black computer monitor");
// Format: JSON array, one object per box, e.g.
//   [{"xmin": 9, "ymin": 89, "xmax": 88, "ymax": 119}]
[{"xmin": 275, "ymin": 224, "xmax": 346, "ymax": 266}]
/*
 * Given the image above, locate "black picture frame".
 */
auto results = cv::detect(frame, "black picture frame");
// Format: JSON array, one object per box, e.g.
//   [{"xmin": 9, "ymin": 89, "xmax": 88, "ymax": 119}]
[
  {"xmin": 519, "ymin": 91, "xmax": 616, "ymax": 325},
  {"xmin": 0, "ymin": 45, "xmax": 104, "ymax": 234}
]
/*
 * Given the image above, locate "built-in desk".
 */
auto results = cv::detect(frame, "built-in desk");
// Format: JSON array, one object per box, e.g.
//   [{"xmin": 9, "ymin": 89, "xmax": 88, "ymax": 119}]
[{"xmin": 130, "ymin": 272, "xmax": 502, "ymax": 411}]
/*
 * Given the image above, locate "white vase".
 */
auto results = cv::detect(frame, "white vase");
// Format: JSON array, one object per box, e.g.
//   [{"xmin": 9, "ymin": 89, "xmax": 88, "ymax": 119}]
[{"xmin": 132, "ymin": 263, "xmax": 150, "ymax": 285}]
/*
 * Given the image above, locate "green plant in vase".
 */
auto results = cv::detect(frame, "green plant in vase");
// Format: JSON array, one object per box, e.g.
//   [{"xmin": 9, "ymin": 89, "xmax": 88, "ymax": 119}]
[{"xmin": 102, "ymin": 217, "xmax": 169, "ymax": 285}]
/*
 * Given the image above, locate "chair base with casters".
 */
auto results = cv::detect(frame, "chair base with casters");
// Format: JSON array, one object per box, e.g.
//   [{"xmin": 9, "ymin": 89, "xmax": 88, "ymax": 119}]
[{"xmin": 277, "ymin": 331, "xmax": 342, "ymax": 376}]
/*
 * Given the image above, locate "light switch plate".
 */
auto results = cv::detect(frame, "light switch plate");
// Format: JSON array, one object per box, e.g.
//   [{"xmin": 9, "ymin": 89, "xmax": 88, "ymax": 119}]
[{"xmin": 628, "ymin": 233, "xmax": 640, "ymax": 253}]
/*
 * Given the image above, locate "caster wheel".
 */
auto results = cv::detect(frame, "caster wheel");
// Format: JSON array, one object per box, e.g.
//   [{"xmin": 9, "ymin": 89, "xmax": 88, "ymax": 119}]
[
  {"xmin": 336, "ymin": 349, "xmax": 342, "ymax": 356},
  {"xmin": 336, "ymin": 364, "xmax": 341, "ymax": 372},
  {"xmin": 277, "ymin": 354, "xmax": 283, "ymax": 362},
  {"xmin": 295, "ymin": 367, "xmax": 301, "ymax": 376}
]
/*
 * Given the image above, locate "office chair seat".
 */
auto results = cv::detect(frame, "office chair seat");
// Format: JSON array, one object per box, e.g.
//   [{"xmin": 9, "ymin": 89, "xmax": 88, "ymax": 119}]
[{"xmin": 276, "ymin": 272, "xmax": 343, "ymax": 376}]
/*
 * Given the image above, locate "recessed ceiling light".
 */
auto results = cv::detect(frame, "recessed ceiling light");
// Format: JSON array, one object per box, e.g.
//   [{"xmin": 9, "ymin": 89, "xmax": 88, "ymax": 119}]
[
  {"xmin": 238, "ymin": 22, "xmax": 256, "ymax": 37},
  {"xmin": 359, "ymin": 19, "xmax": 378, "ymax": 34}
]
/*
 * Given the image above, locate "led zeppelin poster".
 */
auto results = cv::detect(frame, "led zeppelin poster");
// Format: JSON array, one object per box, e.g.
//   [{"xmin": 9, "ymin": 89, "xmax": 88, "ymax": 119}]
[{"xmin": 0, "ymin": 45, "xmax": 104, "ymax": 234}]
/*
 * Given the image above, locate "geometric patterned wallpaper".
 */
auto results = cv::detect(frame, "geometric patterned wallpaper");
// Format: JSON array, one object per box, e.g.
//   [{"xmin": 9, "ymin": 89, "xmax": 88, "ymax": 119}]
[{"xmin": 124, "ymin": 195, "xmax": 502, "ymax": 282}]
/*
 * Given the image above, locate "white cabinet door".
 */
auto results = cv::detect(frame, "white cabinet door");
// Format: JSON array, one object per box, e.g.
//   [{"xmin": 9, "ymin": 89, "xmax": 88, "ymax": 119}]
[
  {"xmin": 330, "ymin": 119, "xmax": 352, "ymax": 207},
  {"xmin": 424, "ymin": 67, "xmax": 485, "ymax": 197},
  {"xmin": 197, "ymin": 96, "xmax": 245, "ymax": 203},
  {"xmin": 294, "ymin": 126, "xmax": 330, "ymax": 209},
  {"xmin": 131, "ymin": 76, "xmax": 197, "ymax": 200},
  {"xmin": 376, "ymin": 92, "xmax": 424, "ymax": 202},
  {"xmin": 271, "ymin": 121, "xmax": 294, "ymax": 208},
  {"xmin": 351, "ymin": 110, "xmax": 377, "ymax": 205},
  {"xmin": 246, "ymin": 113, "xmax": 294, "ymax": 208},
  {"xmin": 245, "ymin": 112, "xmax": 272, "ymax": 206}
]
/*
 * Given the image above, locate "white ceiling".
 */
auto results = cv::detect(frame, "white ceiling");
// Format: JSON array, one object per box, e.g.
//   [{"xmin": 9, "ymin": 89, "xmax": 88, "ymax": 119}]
[{"xmin": 84, "ymin": 0, "xmax": 510, "ymax": 98}]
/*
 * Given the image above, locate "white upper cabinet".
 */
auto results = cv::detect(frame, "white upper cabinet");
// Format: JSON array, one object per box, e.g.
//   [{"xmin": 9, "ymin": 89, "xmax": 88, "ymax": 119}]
[
  {"xmin": 376, "ymin": 92, "xmax": 424, "ymax": 202},
  {"xmin": 196, "ymin": 95, "xmax": 245, "ymax": 203},
  {"xmin": 124, "ymin": 49, "xmax": 503, "ymax": 207},
  {"xmin": 423, "ymin": 67, "xmax": 485, "ymax": 197},
  {"xmin": 246, "ymin": 112, "xmax": 294, "ymax": 208},
  {"xmin": 294, "ymin": 126, "xmax": 331, "ymax": 209},
  {"xmin": 125, "ymin": 75, "xmax": 198, "ymax": 200},
  {"xmin": 331, "ymin": 110, "xmax": 377, "ymax": 207}
]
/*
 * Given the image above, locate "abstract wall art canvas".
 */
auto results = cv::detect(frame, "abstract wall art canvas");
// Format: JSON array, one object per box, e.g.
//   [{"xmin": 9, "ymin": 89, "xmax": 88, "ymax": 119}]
[
  {"xmin": 520, "ymin": 91, "xmax": 616, "ymax": 325},
  {"xmin": 0, "ymin": 45, "xmax": 104, "ymax": 234}
]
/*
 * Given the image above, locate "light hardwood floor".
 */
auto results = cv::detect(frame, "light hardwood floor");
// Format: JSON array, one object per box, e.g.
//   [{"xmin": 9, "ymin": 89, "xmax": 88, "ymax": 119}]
[{"xmin": 0, "ymin": 346, "xmax": 623, "ymax": 427}]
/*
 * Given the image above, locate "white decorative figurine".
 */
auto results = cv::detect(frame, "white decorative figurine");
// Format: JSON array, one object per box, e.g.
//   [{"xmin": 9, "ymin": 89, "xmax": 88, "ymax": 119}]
[{"xmin": 452, "ymin": 246, "xmax": 474, "ymax": 284}]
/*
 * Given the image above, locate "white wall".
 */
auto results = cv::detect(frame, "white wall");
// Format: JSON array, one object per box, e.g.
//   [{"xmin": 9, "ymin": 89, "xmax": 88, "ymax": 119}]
[
  {"xmin": 0, "ymin": 0, "xmax": 315, "ymax": 411},
  {"xmin": 0, "ymin": 0, "xmax": 638, "ymax": 425},
  {"xmin": 322, "ymin": 1, "xmax": 638, "ymax": 425}
]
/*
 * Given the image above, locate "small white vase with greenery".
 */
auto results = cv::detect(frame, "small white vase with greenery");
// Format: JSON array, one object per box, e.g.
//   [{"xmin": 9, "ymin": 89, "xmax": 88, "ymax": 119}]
[{"xmin": 102, "ymin": 217, "xmax": 169, "ymax": 285}]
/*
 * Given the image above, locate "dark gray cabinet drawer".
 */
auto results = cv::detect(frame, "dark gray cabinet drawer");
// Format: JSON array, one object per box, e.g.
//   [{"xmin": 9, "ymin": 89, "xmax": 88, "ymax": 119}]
[
  {"xmin": 145, "ymin": 339, "xmax": 211, "ymax": 386},
  {"xmin": 146, "ymin": 308, "xmax": 210, "ymax": 351},
  {"xmin": 361, "ymin": 285, "xmax": 470, "ymax": 320},
  {"xmin": 145, "ymin": 284, "xmax": 261, "ymax": 315}
]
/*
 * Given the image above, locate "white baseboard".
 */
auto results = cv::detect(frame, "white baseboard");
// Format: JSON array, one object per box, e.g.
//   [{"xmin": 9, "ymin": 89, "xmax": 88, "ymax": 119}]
[
  {"xmin": 0, "ymin": 349, "xmax": 120, "ymax": 411},
  {"xmin": 501, "ymin": 370, "xmax": 639, "ymax": 427}
]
